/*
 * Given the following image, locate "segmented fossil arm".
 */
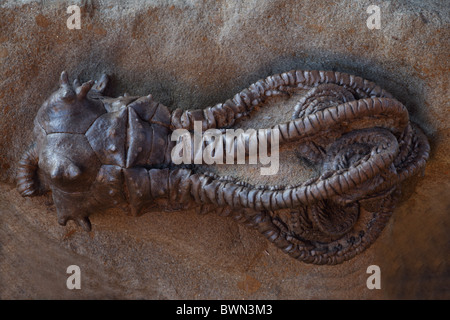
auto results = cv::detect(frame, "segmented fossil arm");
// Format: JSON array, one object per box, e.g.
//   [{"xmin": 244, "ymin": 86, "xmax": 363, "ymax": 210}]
[
  {"xmin": 16, "ymin": 143, "xmax": 41, "ymax": 197},
  {"xmin": 220, "ymin": 200, "xmax": 395, "ymax": 265},
  {"xmin": 176, "ymin": 97, "xmax": 421, "ymax": 176},
  {"xmin": 121, "ymin": 165, "xmax": 398, "ymax": 265},
  {"xmin": 164, "ymin": 127, "xmax": 424, "ymax": 212},
  {"xmin": 277, "ymin": 98, "xmax": 409, "ymax": 144},
  {"xmin": 170, "ymin": 70, "xmax": 392, "ymax": 131}
]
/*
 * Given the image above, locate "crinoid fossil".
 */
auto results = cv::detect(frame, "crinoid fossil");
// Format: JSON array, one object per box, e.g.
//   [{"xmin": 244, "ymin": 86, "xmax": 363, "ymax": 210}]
[{"xmin": 17, "ymin": 70, "xmax": 429, "ymax": 264}]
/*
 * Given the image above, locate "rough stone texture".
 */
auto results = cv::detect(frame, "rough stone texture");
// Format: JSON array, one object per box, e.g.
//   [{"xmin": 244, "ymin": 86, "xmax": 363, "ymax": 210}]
[{"xmin": 0, "ymin": 0, "xmax": 448, "ymax": 299}]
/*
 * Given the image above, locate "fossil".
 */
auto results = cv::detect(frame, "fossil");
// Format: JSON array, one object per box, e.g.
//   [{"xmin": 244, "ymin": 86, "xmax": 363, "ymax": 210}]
[{"xmin": 16, "ymin": 69, "xmax": 430, "ymax": 265}]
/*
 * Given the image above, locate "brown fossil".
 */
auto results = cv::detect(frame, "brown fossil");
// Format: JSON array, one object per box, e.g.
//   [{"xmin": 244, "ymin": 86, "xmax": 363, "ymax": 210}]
[{"xmin": 16, "ymin": 69, "xmax": 429, "ymax": 265}]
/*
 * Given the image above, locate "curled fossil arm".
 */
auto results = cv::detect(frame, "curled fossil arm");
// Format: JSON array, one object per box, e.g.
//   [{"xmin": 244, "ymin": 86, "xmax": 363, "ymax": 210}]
[
  {"xmin": 160, "ymin": 125, "xmax": 428, "ymax": 213},
  {"xmin": 170, "ymin": 70, "xmax": 392, "ymax": 131},
  {"xmin": 16, "ymin": 142, "xmax": 41, "ymax": 197}
]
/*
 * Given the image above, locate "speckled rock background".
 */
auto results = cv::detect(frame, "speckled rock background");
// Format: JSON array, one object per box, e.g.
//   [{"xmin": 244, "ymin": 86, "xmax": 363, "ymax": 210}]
[{"xmin": 0, "ymin": 0, "xmax": 449, "ymax": 299}]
